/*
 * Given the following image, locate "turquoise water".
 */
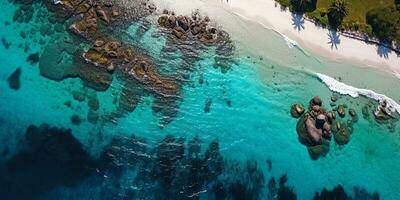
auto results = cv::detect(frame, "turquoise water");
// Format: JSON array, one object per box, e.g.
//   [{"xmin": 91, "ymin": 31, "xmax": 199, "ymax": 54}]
[{"xmin": 0, "ymin": 0, "xmax": 399, "ymax": 199}]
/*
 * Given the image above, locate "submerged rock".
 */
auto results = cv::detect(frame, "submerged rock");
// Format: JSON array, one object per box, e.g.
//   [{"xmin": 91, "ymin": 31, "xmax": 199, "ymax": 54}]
[
  {"xmin": 307, "ymin": 141, "xmax": 330, "ymax": 160},
  {"xmin": 8, "ymin": 67, "xmax": 22, "ymax": 90},
  {"xmin": 39, "ymin": 41, "xmax": 77, "ymax": 81},
  {"xmin": 70, "ymin": 115, "xmax": 82, "ymax": 125},
  {"xmin": 332, "ymin": 121, "xmax": 352, "ymax": 145},
  {"xmin": 72, "ymin": 91, "xmax": 85, "ymax": 102},
  {"xmin": 87, "ymin": 110, "xmax": 99, "ymax": 124},
  {"xmin": 88, "ymin": 94, "xmax": 100, "ymax": 111}
]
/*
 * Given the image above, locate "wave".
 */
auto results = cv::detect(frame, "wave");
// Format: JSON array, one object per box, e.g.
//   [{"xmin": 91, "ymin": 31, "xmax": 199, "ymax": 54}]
[
  {"xmin": 394, "ymin": 72, "xmax": 400, "ymax": 80},
  {"xmin": 280, "ymin": 33, "xmax": 298, "ymax": 49},
  {"xmin": 315, "ymin": 72, "xmax": 400, "ymax": 114}
]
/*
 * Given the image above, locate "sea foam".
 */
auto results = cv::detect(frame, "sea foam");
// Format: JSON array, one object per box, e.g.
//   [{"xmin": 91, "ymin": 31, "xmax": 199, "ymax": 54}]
[
  {"xmin": 280, "ymin": 33, "xmax": 298, "ymax": 49},
  {"xmin": 315, "ymin": 72, "xmax": 400, "ymax": 114}
]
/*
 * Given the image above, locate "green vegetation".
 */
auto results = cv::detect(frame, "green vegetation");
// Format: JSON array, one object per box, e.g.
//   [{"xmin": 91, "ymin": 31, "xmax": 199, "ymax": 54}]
[
  {"xmin": 327, "ymin": 0, "xmax": 348, "ymax": 28},
  {"xmin": 366, "ymin": 6, "xmax": 400, "ymax": 43},
  {"xmin": 275, "ymin": 0, "xmax": 400, "ymax": 47}
]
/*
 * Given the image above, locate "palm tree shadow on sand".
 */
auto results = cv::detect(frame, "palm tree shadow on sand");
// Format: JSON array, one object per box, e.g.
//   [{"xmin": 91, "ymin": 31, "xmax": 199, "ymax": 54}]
[
  {"xmin": 327, "ymin": 30, "xmax": 340, "ymax": 50},
  {"xmin": 292, "ymin": 13, "xmax": 305, "ymax": 32},
  {"xmin": 376, "ymin": 44, "xmax": 392, "ymax": 59}
]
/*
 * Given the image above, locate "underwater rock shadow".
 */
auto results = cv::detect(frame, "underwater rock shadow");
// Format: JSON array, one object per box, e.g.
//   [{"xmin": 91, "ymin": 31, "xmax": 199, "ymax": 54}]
[
  {"xmin": 0, "ymin": 124, "xmax": 96, "ymax": 199},
  {"xmin": 7, "ymin": 67, "xmax": 22, "ymax": 90},
  {"xmin": 0, "ymin": 122, "xmax": 382, "ymax": 200},
  {"xmin": 313, "ymin": 184, "xmax": 380, "ymax": 200}
]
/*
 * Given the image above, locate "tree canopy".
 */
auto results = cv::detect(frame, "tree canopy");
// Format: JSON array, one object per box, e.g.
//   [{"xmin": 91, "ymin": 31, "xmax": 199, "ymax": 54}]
[
  {"xmin": 328, "ymin": 0, "xmax": 349, "ymax": 29},
  {"xmin": 366, "ymin": 5, "xmax": 400, "ymax": 43}
]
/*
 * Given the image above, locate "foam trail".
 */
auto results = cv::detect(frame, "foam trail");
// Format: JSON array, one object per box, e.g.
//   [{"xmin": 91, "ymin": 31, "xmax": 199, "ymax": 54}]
[
  {"xmin": 394, "ymin": 72, "xmax": 400, "ymax": 80},
  {"xmin": 315, "ymin": 72, "xmax": 400, "ymax": 114},
  {"xmin": 280, "ymin": 33, "xmax": 298, "ymax": 49}
]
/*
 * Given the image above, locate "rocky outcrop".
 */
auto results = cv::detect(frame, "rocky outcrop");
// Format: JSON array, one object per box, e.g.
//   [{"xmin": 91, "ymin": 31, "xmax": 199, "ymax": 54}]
[
  {"xmin": 35, "ymin": 0, "xmax": 232, "ymax": 125},
  {"xmin": 291, "ymin": 95, "xmax": 359, "ymax": 160},
  {"xmin": 158, "ymin": 10, "xmax": 219, "ymax": 43},
  {"xmin": 374, "ymin": 100, "xmax": 396, "ymax": 122}
]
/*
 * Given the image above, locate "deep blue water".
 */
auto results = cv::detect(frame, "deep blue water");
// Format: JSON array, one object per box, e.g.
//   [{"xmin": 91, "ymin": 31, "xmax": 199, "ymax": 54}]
[{"xmin": 0, "ymin": 0, "xmax": 399, "ymax": 199}]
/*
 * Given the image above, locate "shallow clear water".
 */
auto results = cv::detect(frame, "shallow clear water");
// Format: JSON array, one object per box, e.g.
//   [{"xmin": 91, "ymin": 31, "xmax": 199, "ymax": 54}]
[{"xmin": 0, "ymin": 0, "xmax": 399, "ymax": 199}]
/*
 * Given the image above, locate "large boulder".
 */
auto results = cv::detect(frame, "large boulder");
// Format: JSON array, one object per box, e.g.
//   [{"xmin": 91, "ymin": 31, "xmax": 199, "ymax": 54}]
[
  {"xmin": 177, "ymin": 15, "xmax": 190, "ymax": 31},
  {"xmin": 311, "ymin": 96, "xmax": 322, "ymax": 107},
  {"xmin": 296, "ymin": 114, "xmax": 323, "ymax": 146}
]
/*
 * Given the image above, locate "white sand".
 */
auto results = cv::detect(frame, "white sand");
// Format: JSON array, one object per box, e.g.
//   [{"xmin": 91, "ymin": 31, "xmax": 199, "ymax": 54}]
[{"xmin": 226, "ymin": 0, "xmax": 400, "ymax": 75}]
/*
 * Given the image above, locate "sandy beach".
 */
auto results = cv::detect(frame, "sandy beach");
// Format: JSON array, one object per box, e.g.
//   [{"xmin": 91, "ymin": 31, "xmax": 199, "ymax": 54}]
[{"xmin": 225, "ymin": 0, "xmax": 400, "ymax": 75}]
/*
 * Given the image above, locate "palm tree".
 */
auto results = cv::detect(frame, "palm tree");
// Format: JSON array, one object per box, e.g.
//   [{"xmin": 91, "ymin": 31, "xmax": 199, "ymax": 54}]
[
  {"xmin": 291, "ymin": 0, "xmax": 314, "ymax": 13},
  {"xmin": 328, "ymin": 0, "xmax": 349, "ymax": 28}
]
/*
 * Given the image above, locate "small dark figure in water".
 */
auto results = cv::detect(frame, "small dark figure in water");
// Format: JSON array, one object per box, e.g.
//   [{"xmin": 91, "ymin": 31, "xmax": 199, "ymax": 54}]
[
  {"xmin": 1, "ymin": 38, "xmax": 11, "ymax": 49},
  {"xmin": 7, "ymin": 67, "xmax": 22, "ymax": 90},
  {"xmin": 266, "ymin": 158, "xmax": 272, "ymax": 172},
  {"xmin": 226, "ymin": 99, "xmax": 232, "ymax": 107},
  {"xmin": 71, "ymin": 115, "xmax": 82, "ymax": 125},
  {"xmin": 26, "ymin": 52, "xmax": 39, "ymax": 65},
  {"xmin": 204, "ymin": 98, "xmax": 212, "ymax": 113}
]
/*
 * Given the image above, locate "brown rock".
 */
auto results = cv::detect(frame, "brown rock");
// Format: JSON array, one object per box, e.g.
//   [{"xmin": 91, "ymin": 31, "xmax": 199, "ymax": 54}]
[
  {"xmin": 311, "ymin": 96, "xmax": 322, "ymax": 106},
  {"xmin": 290, "ymin": 103, "xmax": 305, "ymax": 118},
  {"xmin": 337, "ymin": 105, "xmax": 346, "ymax": 118}
]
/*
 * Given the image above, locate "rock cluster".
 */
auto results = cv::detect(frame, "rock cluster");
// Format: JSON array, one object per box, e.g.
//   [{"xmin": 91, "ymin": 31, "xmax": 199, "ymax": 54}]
[
  {"xmin": 297, "ymin": 96, "xmax": 332, "ymax": 146},
  {"xmin": 50, "ymin": 0, "xmax": 181, "ymax": 125},
  {"xmin": 158, "ymin": 10, "xmax": 218, "ymax": 43},
  {"xmin": 55, "ymin": 0, "xmax": 180, "ymax": 97},
  {"xmin": 54, "ymin": 0, "xmax": 119, "ymax": 39},
  {"xmin": 33, "ymin": 0, "xmax": 231, "ymax": 125},
  {"xmin": 291, "ymin": 95, "xmax": 358, "ymax": 160},
  {"xmin": 374, "ymin": 100, "xmax": 396, "ymax": 122},
  {"xmin": 83, "ymin": 38, "xmax": 179, "ymax": 97}
]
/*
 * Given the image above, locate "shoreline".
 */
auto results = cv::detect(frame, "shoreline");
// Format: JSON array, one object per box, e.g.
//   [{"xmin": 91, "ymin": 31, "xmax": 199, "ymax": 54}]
[{"xmin": 225, "ymin": 0, "xmax": 400, "ymax": 76}]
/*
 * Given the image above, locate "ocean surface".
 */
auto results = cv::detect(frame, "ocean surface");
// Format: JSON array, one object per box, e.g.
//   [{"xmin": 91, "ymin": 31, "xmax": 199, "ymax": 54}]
[{"xmin": 0, "ymin": 0, "xmax": 400, "ymax": 199}]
